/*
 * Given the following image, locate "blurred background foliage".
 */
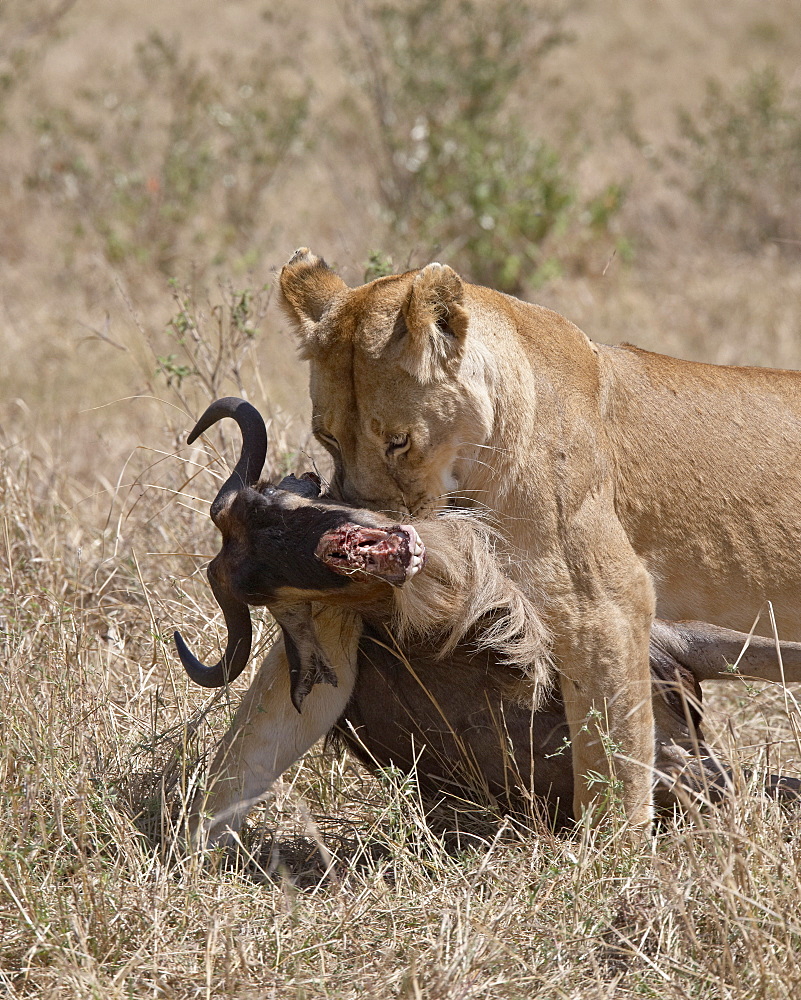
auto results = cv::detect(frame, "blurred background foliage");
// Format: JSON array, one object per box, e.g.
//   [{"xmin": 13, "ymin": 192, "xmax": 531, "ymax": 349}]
[
  {"xmin": 1, "ymin": 0, "xmax": 800, "ymax": 434},
  {"xmin": 339, "ymin": 0, "xmax": 616, "ymax": 292},
  {"xmin": 676, "ymin": 68, "xmax": 801, "ymax": 251}
]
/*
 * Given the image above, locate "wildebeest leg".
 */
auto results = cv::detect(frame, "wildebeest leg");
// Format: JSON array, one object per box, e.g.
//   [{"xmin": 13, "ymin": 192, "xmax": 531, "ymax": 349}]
[
  {"xmin": 189, "ymin": 606, "xmax": 361, "ymax": 849},
  {"xmin": 650, "ymin": 619, "xmax": 801, "ymax": 808},
  {"xmin": 651, "ymin": 619, "xmax": 801, "ymax": 683},
  {"xmin": 271, "ymin": 602, "xmax": 339, "ymax": 712},
  {"xmin": 651, "ymin": 688, "xmax": 731, "ymax": 810}
]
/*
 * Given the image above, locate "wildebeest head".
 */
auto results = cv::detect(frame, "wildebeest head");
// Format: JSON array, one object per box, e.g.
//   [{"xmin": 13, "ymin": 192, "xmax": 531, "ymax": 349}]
[{"xmin": 174, "ymin": 397, "xmax": 426, "ymax": 705}]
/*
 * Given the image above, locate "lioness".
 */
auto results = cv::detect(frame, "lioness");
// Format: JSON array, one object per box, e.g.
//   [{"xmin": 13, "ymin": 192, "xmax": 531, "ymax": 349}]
[{"xmin": 279, "ymin": 248, "xmax": 801, "ymax": 826}]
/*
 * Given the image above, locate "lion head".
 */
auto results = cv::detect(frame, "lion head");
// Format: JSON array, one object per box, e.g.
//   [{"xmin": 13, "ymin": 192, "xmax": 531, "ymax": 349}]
[{"xmin": 280, "ymin": 248, "xmax": 497, "ymax": 517}]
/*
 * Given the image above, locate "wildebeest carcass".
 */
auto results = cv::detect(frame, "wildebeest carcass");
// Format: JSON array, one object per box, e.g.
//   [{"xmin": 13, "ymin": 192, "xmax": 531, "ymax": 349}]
[{"xmin": 175, "ymin": 397, "xmax": 801, "ymax": 847}]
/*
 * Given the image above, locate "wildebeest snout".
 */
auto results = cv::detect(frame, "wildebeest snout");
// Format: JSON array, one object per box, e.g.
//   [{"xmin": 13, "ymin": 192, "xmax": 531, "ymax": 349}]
[{"xmin": 174, "ymin": 397, "xmax": 427, "ymax": 706}]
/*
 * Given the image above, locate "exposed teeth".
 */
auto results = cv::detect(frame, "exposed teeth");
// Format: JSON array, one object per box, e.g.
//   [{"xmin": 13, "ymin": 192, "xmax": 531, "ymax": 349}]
[
  {"xmin": 398, "ymin": 526, "xmax": 426, "ymax": 581},
  {"xmin": 406, "ymin": 552, "xmax": 423, "ymax": 579},
  {"xmin": 401, "ymin": 525, "xmax": 424, "ymax": 555}
]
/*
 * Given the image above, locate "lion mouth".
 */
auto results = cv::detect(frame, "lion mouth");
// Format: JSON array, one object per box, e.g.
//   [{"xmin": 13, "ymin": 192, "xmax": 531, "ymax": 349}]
[{"xmin": 315, "ymin": 523, "xmax": 426, "ymax": 586}]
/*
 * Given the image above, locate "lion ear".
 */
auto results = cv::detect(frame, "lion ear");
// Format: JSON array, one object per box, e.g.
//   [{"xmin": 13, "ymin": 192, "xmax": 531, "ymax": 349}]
[
  {"xmin": 279, "ymin": 248, "xmax": 348, "ymax": 357},
  {"xmin": 398, "ymin": 263, "xmax": 469, "ymax": 382}
]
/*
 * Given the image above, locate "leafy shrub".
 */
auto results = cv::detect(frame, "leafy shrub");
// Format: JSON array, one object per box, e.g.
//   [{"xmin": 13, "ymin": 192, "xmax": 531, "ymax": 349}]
[
  {"xmin": 342, "ymin": 0, "xmax": 624, "ymax": 292},
  {"xmin": 25, "ymin": 32, "xmax": 308, "ymax": 278},
  {"xmin": 677, "ymin": 69, "xmax": 801, "ymax": 250},
  {"xmin": 0, "ymin": 1, "xmax": 82, "ymax": 128},
  {"xmin": 363, "ymin": 249, "xmax": 396, "ymax": 282},
  {"xmin": 155, "ymin": 281, "xmax": 267, "ymax": 403}
]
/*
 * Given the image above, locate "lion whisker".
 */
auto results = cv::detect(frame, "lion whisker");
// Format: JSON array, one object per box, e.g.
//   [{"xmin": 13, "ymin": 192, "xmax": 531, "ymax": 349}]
[{"xmin": 458, "ymin": 440, "xmax": 515, "ymax": 457}]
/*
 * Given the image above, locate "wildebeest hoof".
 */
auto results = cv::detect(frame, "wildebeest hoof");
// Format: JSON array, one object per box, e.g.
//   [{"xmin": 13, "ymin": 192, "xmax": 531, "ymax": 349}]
[
  {"xmin": 315, "ymin": 523, "xmax": 427, "ymax": 586},
  {"xmin": 290, "ymin": 650, "xmax": 339, "ymax": 712},
  {"xmin": 276, "ymin": 471, "xmax": 322, "ymax": 499}
]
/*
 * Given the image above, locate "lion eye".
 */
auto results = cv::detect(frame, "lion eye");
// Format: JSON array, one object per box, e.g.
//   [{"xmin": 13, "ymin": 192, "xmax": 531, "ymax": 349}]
[{"xmin": 386, "ymin": 433, "xmax": 410, "ymax": 457}]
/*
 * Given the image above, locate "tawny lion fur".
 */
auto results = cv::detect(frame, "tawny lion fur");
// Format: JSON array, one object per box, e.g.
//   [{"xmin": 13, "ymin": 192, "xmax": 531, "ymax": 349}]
[{"xmin": 279, "ymin": 248, "xmax": 801, "ymax": 825}]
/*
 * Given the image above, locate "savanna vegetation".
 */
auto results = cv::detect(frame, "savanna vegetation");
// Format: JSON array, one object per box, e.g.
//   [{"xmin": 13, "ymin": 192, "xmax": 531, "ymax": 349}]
[{"xmin": 1, "ymin": 1, "xmax": 801, "ymax": 996}]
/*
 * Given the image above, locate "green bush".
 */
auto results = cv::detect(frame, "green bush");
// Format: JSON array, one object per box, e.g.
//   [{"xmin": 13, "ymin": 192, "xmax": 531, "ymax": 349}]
[
  {"xmin": 678, "ymin": 69, "xmax": 801, "ymax": 250},
  {"xmin": 342, "ymin": 0, "xmax": 624, "ymax": 292},
  {"xmin": 25, "ymin": 32, "xmax": 308, "ymax": 278}
]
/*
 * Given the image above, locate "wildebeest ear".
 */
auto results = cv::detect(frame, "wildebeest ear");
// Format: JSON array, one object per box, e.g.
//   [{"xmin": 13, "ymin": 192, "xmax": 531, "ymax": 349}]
[
  {"xmin": 280, "ymin": 248, "xmax": 348, "ymax": 357},
  {"xmin": 398, "ymin": 263, "xmax": 469, "ymax": 382}
]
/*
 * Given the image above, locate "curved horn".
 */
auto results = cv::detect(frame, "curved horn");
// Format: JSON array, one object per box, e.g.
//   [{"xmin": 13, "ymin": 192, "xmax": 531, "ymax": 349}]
[
  {"xmin": 175, "ymin": 397, "xmax": 265, "ymax": 687},
  {"xmin": 173, "ymin": 563, "xmax": 253, "ymax": 687},
  {"xmin": 187, "ymin": 397, "xmax": 267, "ymax": 522}
]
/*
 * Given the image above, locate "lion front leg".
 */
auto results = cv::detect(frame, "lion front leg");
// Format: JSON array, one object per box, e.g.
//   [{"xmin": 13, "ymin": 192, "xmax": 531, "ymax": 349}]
[
  {"xmin": 552, "ymin": 532, "xmax": 657, "ymax": 827},
  {"xmin": 188, "ymin": 607, "xmax": 361, "ymax": 849}
]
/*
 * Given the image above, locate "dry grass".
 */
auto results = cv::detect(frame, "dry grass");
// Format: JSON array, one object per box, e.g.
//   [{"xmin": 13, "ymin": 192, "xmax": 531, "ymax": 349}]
[
  {"xmin": 2, "ymin": 0, "xmax": 801, "ymax": 996},
  {"xmin": 1, "ymin": 446, "xmax": 801, "ymax": 997}
]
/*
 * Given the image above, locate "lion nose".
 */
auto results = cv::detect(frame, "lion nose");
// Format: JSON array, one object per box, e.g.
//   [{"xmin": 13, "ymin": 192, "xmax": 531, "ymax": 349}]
[
  {"xmin": 341, "ymin": 486, "xmax": 412, "ymax": 518},
  {"xmin": 337, "ymin": 477, "xmax": 388, "ymax": 508}
]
